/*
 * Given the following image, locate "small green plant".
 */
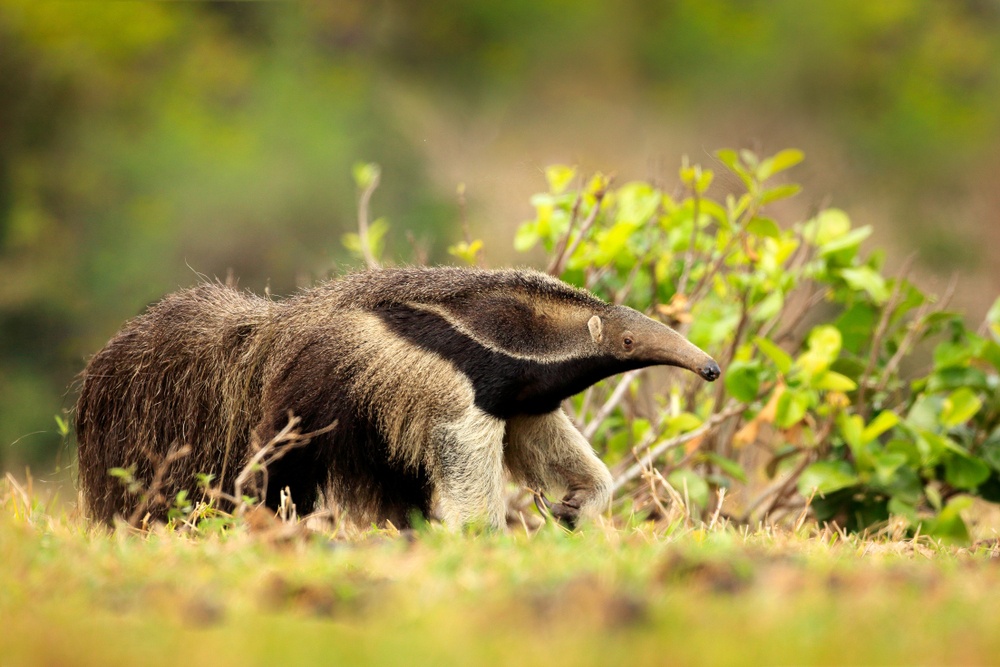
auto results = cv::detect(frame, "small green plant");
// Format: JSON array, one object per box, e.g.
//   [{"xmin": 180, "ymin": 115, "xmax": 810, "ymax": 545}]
[{"xmin": 108, "ymin": 465, "xmax": 142, "ymax": 495}]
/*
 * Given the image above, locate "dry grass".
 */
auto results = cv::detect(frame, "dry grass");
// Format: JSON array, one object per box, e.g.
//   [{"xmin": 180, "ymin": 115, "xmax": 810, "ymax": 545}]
[{"xmin": 3, "ymin": 476, "xmax": 1000, "ymax": 667}]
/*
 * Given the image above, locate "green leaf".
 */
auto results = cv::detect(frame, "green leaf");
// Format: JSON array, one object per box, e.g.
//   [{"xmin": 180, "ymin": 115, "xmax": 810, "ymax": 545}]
[
  {"xmin": 887, "ymin": 497, "xmax": 917, "ymax": 521},
  {"xmin": 715, "ymin": 149, "xmax": 739, "ymax": 172},
  {"xmin": 798, "ymin": 461, "xmax": 859, "ymax": 496},
  {"xmin": 751, "ymin": 290, "xmax": 784, "ymax": 322},
  {"xmin": 981, "ymin": 340, "xmax": 1000, "ymax": 372},
  {"xmin": 447, "ymin": 239, "xmax": 484, "ymax": 265},
  {"xmin": 715, "ymin": 149, "xmax": 752, "ymax": 189},
  {"xmin": 760, "ymin": 184, "xmax": 802, "ymax": 205},
  {"xmin": 945, "ymin": 453, "xmax": 991, "ymax": 491},
  {"xmin": 724, "ymin": 361, "xmax": 761, "ymax": 403},
  {"xmin": 513, "ymin": 223, "xmax": 540, "ymax": 252},
  {"xmin": 739, "ymin": 149, "xmax": 759, "ymax": 169},
  {"xmin": 807, "ymin": 325, "xmax": 842, "ymax": 363},
  {"xmin": 775, "ymin": 389, "xmax": 810, "ymax": 428},
  {"xmin": 664, "ymin": 412, "xmax": 703, "ymax": 436},
  {"xmin": 940, "ymin": 387, "xmax": 983, "ymax": 428},
  {"xmin": 700, "ymin": 199, "xmax": 729, "ymax": 227},
  {"xmin": 922, "ymin": 496, "xmax": 973, "ymax": 544},
  {"xmin": 666, "ymin": 469, "xmax": 710, "ymax": 510},
  {"xmin": 703, "ymin": 452, "xmax": 748, "ymax": 483},
  {"xmin": 934, "ymin": 341, "xmax": 972, "ymax": 369},
  {"xmin": 759, "ymin": 149, "xmax": 805, "ymax": 180},
  {"xmin": 803, "ymin": 208, "xmax": 851, "ymax": 246},
  {"xmin": 862, "ymin": 411, "xmax": 900, "ymax": 443},
  {"xmin": 688, "ymin": 300, "xmax": 742, "ymax": 349},
  {"xmin": 926, "ymin": 367, "xmax": 989, "ymax": 394},
  {"xmin": 986, "ymin": 296, "xmax": 1000, "ymax": 341},
  {"xmin": 818, "ymin": 226, "xmax": 872, "ymax": 257},
  {"xmin": 546, "ymin": 165, "xmax": 577, "ymax": 195},
  {"xmin": 366, "ymin": 218, "xmax": 390, "ymax": 258},
  {"xmin": 835, "ymin": 302, "xmax": 878, "ymax": 354},
  {"xmin": 871, "ymin": 451, "xmax": 908, "ymax": 486},
  {"xmin": 915, "ymin": 430, "xmax": 955, "ymax": 467},
  {"xmin": 813, "ymin": 370, "xmax": 857, "ymax": 392},
  {"xmin": 747, "ymin": 216, "xmax": 781, "ymax": 238},
  {"xmin": 695, "ymin": 169, "xmax": 714, "ymax": 195},
  {"xmin": 591, "ymin": 220, "xmax": 639, "ymax": 264},
  {"xmin": 981, "ymin": 429, "xmax": 1000, "ymax": 472},
  {"xmin": 839, "ymin": 266, "xmax": 890, "ymax": 304},
  {"xmin": 838, "ymin": 412, "xmax": 864, "ymax": 450},
  {"xmin": 615, "ymin": 182, "xmax": 661, "ymax": 225},
  {"xmin": 796, "ymin": 325, "xmax": 843, "ymax": 379},
  {"xmin": 754, "ymin": 336, "xmax": 793, "ymax": 375}
]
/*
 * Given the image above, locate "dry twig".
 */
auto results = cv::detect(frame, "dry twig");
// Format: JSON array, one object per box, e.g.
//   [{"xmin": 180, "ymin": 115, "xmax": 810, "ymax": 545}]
[
  {"xmin": 356, "ymin": 167, "xmax": 381, "ymax": 270},
  {"xmin": 125, "ymin": 443, "xmax": 193, "ymax": 528},
  {"xmin": 583, "ymin": 370, "xmax": 642, "ymax": 440},
  {"xmin": 547, "ymin": 184, "xmax": 609, "ymax": 276},
  {"xmin": 611, "ymin": 401, "xmax": 745, "ymax": 493}
]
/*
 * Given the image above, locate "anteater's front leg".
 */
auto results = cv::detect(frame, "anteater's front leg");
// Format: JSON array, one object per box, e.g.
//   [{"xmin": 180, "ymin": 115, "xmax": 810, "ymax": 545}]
[
  {"xmin": 504, "ymin": 410, "xmax": 613, "ymax": 527},
  {"xmin": 432, "ymin": 407, "xmax": 508, "ymax": 530}
]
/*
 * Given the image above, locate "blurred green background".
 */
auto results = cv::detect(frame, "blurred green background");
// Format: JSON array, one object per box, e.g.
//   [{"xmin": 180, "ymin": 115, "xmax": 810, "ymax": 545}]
[{"xmin": 3, "ymin": 0, "xmax": 1000, "ymax": 474}]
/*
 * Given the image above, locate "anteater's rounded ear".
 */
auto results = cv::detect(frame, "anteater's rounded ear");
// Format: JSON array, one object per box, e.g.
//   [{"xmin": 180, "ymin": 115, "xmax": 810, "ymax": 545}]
[{"xmin": 588, "ymin": 315, "xmax": 603, "ymax": 343}]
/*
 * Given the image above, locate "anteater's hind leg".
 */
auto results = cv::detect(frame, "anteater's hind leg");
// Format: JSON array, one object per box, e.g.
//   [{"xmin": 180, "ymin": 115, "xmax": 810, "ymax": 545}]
[{"xmin": 504, "ymin": 410, "xmax": 613, "ymax": 528}]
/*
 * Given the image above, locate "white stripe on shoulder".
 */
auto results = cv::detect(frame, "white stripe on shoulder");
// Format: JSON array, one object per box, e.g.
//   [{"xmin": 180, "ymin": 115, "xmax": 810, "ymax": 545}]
[{"xmin": 405, "ymin": 302, "xmax": 586, "ymax": 364}]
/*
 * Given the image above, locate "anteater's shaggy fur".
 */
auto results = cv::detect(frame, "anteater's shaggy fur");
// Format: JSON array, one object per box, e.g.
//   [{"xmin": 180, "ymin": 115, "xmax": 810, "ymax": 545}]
[{"xmin": 76, "ymin": 267, "xmax": 719, "ymax": 528}]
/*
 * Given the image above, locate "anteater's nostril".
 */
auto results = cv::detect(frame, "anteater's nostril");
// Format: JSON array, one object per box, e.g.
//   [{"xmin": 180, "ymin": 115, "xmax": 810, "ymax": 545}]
[{"xmin": 700, "ymin": 360, "xmax": 721, "ymax": 382}]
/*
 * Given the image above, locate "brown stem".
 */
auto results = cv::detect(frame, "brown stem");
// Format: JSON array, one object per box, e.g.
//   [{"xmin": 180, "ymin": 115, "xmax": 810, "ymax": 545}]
[
  {"xmin": 126, "ymin": 443, "xmax": 193, "ymax": 528},
  {"xmin": 357, "ymin": 169, "xmax": 381, "ymax": 270},
  {"xmin": 547, "ymin": 185, "xmax": 609, "ymax": 276},
  {"xmin": 611, "ymin": 401, "xmax": 745, "ymax": 493},
  {"xmin": 872, "ymin": 273, "xmax": 958, "ymax": 397},
  {"xmin": 676, "ymin": 191, "xmax": 701, "ymax": 296},
  {"xmin": 583, "ymin": 369, "xmax": 642, "ymax": 440},
  {"xmin": 856, "ymin": 254, "xmax": 916, "ymax": 417}
]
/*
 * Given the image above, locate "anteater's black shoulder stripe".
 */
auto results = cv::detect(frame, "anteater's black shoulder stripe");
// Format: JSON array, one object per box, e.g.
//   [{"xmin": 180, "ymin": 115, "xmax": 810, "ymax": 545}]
[{"xmin": 375, "ymin": 305, "xmax": 636, "ymax": 418}]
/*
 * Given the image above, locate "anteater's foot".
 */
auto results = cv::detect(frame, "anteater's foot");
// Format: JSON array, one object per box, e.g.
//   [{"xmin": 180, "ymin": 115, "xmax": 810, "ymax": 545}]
[{"xmin": 532, "ymin": 491, "xmax": 580, "ymax": 529}]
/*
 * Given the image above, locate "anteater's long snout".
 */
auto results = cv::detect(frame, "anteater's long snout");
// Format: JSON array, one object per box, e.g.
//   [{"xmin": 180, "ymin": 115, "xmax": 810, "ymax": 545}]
[{"xmin": 643, "ymin": 318, "xmax": 722, "ymax": 382}]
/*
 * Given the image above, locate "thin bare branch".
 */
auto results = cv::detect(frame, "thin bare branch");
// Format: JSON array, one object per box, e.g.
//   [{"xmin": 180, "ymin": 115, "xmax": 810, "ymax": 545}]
[
  {"xmin": 357, "ymin": 168, "xmax": 381, "ymax": 270},
  {"xmin": 545, "ymin": 192, "xmax": 582, "ymax": 275},
  {"xmin": 872, "ymin": 273, "xmax": 958, "ymax": 397},
  {"xmin": 232, "ymin": 414, "xmax": 337, "ymax": 512},
  {"xmin": 456, "ymin": 183, "xmax": 485, "ymax": 267},
  {"xmin": 742, "ymin": 451, "xmax": 813, "ymax": 521},
  {"xmin": 547, "ymin": 185, "xmax": 609, "ymax": 277},
  {"xmin": 125, "ymin": 443, "xmax": 193, "ymax": 528},
  {"xmin": 583, "ymin": 369, "xmax": 642, "ymax": 440},
  {"xmin": 676, "ymin": 191, "xmax": 701, "ymax": 296},
  {"xmin": 611, "ymin": 402, "xmax": 745, "ymax": 493},
  {"xmin": 856, "ymin": 254, "xmax": 916, "ymax": 415}
]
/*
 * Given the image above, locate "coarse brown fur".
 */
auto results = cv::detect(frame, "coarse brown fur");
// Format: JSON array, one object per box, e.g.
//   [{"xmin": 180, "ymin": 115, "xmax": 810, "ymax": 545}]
[{"xmin": 76, "ymin": 267, "xmax": 719, "ymax": 528}]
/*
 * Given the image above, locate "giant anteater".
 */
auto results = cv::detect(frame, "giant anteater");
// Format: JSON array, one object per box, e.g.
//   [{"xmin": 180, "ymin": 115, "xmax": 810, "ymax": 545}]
[{"xmin": 76, "ymin": 267, "xmax": 720, "ymax": 528}]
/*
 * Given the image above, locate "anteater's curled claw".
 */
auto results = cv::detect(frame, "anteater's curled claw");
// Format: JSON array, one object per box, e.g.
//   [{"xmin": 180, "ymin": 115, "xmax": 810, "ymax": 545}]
[{"xmin": 532, "ymin": 489, "xmax": 579, "ymax": 530}]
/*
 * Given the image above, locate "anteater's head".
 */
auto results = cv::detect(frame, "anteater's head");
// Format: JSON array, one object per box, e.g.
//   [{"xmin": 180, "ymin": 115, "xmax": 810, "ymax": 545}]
[{"xmin": 586, "ymin": 306, "xmax": 720, "ymax": 381}]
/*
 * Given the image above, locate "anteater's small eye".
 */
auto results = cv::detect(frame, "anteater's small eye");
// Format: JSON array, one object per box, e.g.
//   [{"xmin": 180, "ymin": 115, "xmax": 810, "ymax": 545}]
[{"xmin": 623, "ymin": 337, "xmax": 633, "ymax": 347}]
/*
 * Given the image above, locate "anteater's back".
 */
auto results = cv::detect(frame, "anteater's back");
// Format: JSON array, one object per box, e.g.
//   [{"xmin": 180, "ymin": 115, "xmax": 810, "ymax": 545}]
[{"xmin": 76, "ymin": 283, "xmax": 277, "ymax": 523}]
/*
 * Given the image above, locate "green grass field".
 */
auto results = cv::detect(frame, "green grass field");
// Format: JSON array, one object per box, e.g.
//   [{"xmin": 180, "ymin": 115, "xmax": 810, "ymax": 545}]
[{"xmin": 3, "ymin": 479, "xmax": 999, "ymax": 667}]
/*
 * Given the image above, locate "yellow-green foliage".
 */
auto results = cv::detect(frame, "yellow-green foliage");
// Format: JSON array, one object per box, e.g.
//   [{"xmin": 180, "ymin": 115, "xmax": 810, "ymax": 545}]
[{"xmin": 3, "ymin": 479, "xmax": 1000, "ymax": 667}]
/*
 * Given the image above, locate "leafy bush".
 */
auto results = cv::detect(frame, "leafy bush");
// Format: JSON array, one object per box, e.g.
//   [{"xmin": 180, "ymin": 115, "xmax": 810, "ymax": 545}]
[
  {"xmin": 508, "ymin": 151, "xmax": 1000, "ymax": 540},
  {"xmin": 352, "ymin": 151, "xmax": 1000, "ymax": 540}
]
